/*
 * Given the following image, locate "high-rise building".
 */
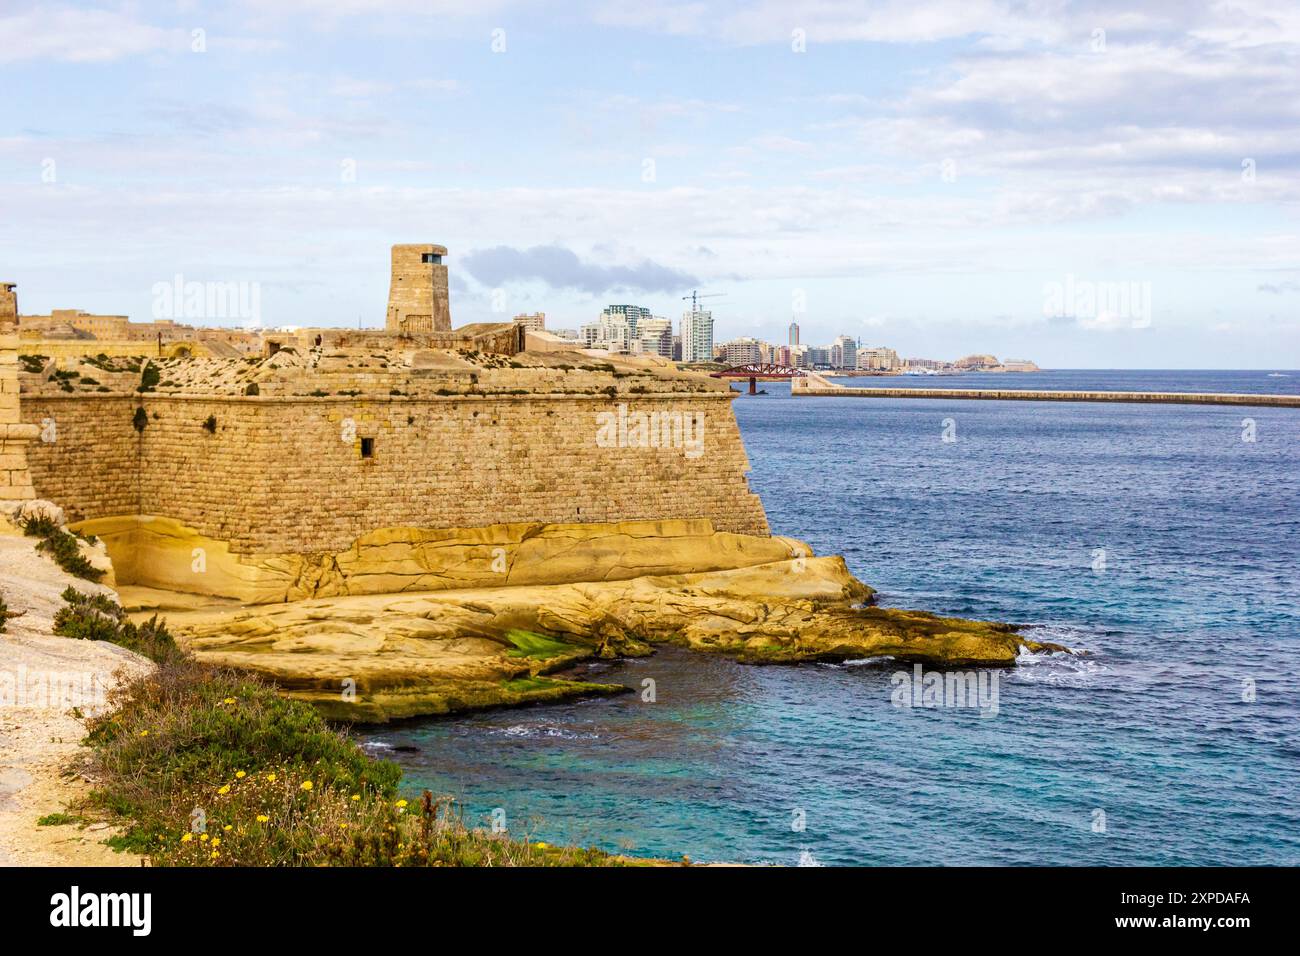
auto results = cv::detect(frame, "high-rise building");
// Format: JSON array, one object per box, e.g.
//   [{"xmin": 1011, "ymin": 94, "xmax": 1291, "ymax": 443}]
[
  {"xmin": 789, "ymin": 321, "xmax": 800, "ymax": 347},
  {"xmin": 582, "ymin": 309, "xmax": 637, "ymax": 351},
  {"xmin": 637, "ymin": 316, "xmax": 674, "ymax": 358},
  {"xmin": 831, "ymin": 334, "xmax": 858, "ymax": 369},
  {"xmin": 804, "ymin": 346, "xmax": 831, "ymax": 368},
  {"xmin": 858, "ymin": 346, "xmax": 901, "ymax": 371},
  {"xmin": 718, "ymin": 336, "xmax": 763, "ymax": 366},
  {"xmin": 512, "ymin": 312, "xmax": 546, "ymax": 332},
  {"xmin": 680, "ymin": 309, "xmax": 714, "ymax": 363},
  {"xmin": 600, "ymin": 304, "xmax": 651, "ymax": 338}
]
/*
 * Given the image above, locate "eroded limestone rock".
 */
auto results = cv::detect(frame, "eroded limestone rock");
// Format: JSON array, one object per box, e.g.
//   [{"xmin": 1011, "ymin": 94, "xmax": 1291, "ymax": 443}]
[
  {"xmin": 76, "ymin": 515, "xmax": 810, "ymax": 605},
  {"xmin": 139, "ymin": 555, "xmax": 1068, "ymax": 723}
]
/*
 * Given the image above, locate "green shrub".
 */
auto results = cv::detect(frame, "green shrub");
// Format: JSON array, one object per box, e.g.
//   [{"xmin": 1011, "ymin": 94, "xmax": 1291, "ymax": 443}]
[
  {"xmin": 137, "ymin": 361, "xmax": 161, "ymax": 393},
  {"xmin": 132, "ymin": 406, "xmax": 148, "ymax": 432},
  {"xmin": 82, "ymin": 654, "xmax": 628, "ymax": 867},
  {"xmin": 18, "ymin": 516, "xmax": 105, "ymax": 582},
  {"xmin": 202, "ymin": 414, "xmax": 217, "ymax": 434},
  {"xmin": 55, "ymin": 587, "xmax": 178, "ymax": 662}
]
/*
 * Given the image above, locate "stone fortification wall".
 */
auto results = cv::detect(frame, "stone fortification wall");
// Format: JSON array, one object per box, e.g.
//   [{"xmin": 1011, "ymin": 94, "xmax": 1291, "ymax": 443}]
[{"xmin": 22, "ymin": 389, "xmax": 769, "ymax": 556}]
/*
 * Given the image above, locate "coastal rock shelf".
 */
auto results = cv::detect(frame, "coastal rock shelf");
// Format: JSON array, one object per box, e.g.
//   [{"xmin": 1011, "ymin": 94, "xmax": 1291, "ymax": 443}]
[{"xmin": 126, "ymin": 553, "xmax": 1068, "ymax": 723}]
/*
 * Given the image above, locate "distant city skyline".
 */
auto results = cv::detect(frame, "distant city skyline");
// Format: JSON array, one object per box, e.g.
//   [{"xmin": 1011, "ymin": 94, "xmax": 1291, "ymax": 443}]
[{"xmin": 3, "ymin": 1, "xmax": 1299, "ymax": 368}]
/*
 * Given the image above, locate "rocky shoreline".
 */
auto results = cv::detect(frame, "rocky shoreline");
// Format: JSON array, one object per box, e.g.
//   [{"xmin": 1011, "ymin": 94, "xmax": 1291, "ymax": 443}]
[
  {"xmin": 6, "ymin": 503, "xmax": 1071, "ymax": 727},
  {"xmin": 124, "ymin": 543, "xmax": 1068, "ymax": 723}
]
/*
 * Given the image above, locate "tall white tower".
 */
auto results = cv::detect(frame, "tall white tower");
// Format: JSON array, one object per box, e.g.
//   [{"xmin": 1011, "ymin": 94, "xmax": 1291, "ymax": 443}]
[{"xmin": 680, "ymin": 309, "xmax": 714, "ymax": 363}]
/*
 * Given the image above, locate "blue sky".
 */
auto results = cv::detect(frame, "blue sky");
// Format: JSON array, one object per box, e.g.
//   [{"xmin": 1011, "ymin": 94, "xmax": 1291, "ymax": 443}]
[{"xmin": 2, "ymin": 0, "xmax": 1299, "ymax": 367}]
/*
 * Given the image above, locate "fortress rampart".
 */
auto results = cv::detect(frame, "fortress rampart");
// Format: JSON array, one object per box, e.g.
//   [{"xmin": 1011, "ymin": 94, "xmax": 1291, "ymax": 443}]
[
  {"xmin": 21, "ymin": 389, "xmax": 767, "ymax": 555},
  {"xmin": 8, "ymin": 246, "xmax": 770, "ymax": 602},
  {"xmin": 18, "ymin": 333, "xmax": 770, "ymax": 576}
]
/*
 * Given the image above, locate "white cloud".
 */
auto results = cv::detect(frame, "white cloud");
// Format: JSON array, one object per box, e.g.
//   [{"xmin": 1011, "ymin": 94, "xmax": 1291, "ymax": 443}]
[{"xmin": 0, "ymin": 5, "xmax": 185, "ymax": 63}]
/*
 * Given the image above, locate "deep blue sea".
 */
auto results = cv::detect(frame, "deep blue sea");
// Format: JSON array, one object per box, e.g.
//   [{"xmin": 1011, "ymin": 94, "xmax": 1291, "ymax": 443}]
[{"xmin": 362, "ymin": 370, "xmax": 1300, "ymax": 866}]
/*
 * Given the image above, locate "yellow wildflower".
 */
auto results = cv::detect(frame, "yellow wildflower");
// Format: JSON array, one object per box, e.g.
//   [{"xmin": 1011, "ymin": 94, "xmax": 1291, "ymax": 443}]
[
  {"xmin": 256, "ymin": 815, "xmax": 269, "ymax": 823},
  {"xmin": 235, "ymin": 771, "xmax": 246, "ymax": 779},
  {"xmin": 211, "ymin": 838, "xmax": 220, "ymax": 847},
  {"xmin": 217, "ymin": 785, "xmax": 230, "ymax": 795},
  {"xmin": 181, "ymin": 833, "xmax": 193, "ymax": 843},
  {"xmin": 300, "ymin": 780, "xmax": 313, "ymax": 791},
  {"xmin": 139, "ymin": 730, "xmax": 149, "ymax": 737},
  {"xmin": 395, "ymin": 799, "xmax": 408, "ymax": 808},
  {"xmin": 535, "ymin": 842, "xmax": 549, "ymax": 850},
  {"xmin": 266, "ymin": 773, "xmax": 276, "ymax": 783},
  {"xmin": 223, "ymin": 697, "xmax": 236, "ymax": 704},
  {"xmin": 223, "ymin": 825, "xmax": 232, "ymax": 831},
  {"xmin": 351, "ymin": 794, "xmax": 360, "ymax": 801},
  {"xmin": 200, "ymin": 833, "xmax": 209, "ymax": 842}
]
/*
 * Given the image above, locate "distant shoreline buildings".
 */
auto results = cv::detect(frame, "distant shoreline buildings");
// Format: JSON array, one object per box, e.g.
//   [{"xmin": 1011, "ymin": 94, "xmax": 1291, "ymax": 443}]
[
  {"xmin": 10, "ymin": 279, "xmax": 1038, "ymax": 375},
  {"xmin": 708, "ymin": 331, "xmax": 1039, "ymax": 375}
]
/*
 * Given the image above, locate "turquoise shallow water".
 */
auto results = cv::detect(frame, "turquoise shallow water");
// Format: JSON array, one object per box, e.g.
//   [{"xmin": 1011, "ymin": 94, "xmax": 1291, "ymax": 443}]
[{"xmin": 361, "ymin": 369, "xmax": 1300, "ymax": 865}]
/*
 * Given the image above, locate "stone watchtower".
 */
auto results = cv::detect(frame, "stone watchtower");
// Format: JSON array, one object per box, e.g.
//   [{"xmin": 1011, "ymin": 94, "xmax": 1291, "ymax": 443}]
[
  {"xmin": 0, "ymin": 282, "xmax": 39, "ymax": 505},
  {"xmin": 386, "ymin": 244, "xmax": 451, "ymax": 334}
]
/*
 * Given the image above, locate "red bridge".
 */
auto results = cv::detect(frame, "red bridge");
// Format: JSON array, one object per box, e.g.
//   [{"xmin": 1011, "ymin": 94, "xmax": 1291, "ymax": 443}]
[{"xmin": 710, "ymin": 363, "xmax": 806, "ymax": 394}]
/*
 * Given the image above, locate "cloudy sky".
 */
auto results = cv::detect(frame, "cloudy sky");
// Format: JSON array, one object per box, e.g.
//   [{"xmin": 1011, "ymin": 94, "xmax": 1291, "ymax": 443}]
[{"xmin": 2, "ymin": 0, "xmax": 1298, "ymax": 367}]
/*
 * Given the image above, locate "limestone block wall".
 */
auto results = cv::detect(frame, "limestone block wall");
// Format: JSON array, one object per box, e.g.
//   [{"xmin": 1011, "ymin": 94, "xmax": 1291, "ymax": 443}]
[
  {"xmin": 23, "ymin": 391, "xmax": 770, "ymax": 555},
  {"xmin": 136, "ymin": 398, "xmax": 278, "ymax": 549},
  {"xmin": 2, "ymin": 318, "xmax": 40, "ymax": 503},
  {"xmin": 21, "ymin": 395, "xmax": 140, "ymax": 517},
  {"xmin": 246, "ymin": 393, "xmax": 767, "ymax": 553}
]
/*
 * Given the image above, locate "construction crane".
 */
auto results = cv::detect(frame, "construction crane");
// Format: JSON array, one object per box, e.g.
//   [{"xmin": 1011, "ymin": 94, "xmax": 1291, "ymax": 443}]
[{"xmin": 682, "ymin": 290, "xmax": 726, "ymax": 313}]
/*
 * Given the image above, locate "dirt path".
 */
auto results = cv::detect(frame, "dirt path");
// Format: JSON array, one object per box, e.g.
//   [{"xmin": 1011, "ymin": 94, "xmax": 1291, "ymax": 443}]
[{"xmin": 0, "ymin": 530, "xmax": 149, "ymax": 866}]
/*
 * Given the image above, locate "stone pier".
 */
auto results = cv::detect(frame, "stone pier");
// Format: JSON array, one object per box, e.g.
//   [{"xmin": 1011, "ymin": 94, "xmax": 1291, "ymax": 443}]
[{"xmin": 791, "ymin": 372, "xmax": 1300, "ymax": 408}]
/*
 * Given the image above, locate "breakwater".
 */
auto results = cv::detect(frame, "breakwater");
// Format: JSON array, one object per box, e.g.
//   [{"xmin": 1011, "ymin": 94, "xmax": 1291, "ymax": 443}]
[{"xmin": 792, "ymin": 380, "xmax": 1300, "ymax": 407}]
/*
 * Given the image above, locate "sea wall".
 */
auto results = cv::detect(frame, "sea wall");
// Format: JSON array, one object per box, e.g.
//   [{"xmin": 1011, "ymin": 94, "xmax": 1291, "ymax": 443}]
[
  {"xmin": 791, "ymin": 378, "xmax": 1300, "ymax": 407},
  {"xmin": 23, "ymin": 390, "xmax": 769, "ymax": 557},
  {"xmin": 21, "ymin": 395, "xmax": 140, "ymax": 518}
]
